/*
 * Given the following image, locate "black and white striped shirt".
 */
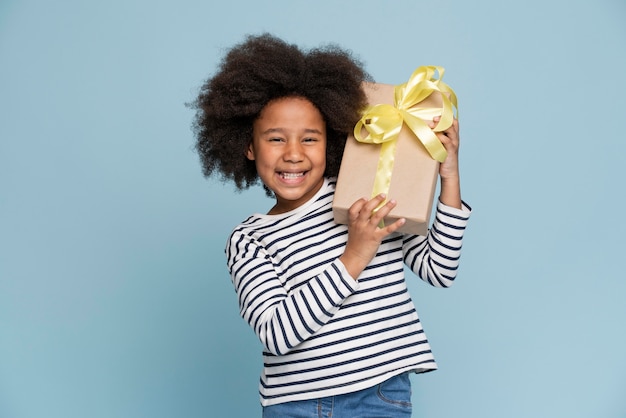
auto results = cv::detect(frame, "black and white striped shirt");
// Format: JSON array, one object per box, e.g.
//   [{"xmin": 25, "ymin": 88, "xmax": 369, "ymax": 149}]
[{"xmin": 226, "ymin": 177, "xmax": 471, "ymax": 406}]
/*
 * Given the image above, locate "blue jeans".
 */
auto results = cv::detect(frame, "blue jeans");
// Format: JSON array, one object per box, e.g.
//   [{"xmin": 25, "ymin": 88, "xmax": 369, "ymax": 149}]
[{"xmin": 262, "ymin": 372, "xmax": 412, "ymax": 418}]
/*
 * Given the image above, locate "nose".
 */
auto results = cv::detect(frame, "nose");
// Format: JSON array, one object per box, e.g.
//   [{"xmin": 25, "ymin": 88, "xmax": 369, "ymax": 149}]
[{"xmin": 283, "ymin": 140, "xmax": 304, "ymax": 163}]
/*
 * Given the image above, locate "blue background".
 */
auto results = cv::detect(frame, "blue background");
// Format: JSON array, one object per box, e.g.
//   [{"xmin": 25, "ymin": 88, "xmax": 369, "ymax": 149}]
[{"xmin": 1, "ymin": 1, "xmax": 625, "ymax": 417}]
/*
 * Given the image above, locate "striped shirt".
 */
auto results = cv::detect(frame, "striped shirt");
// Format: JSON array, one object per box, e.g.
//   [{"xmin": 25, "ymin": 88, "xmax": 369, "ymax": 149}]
[{"xmin": 226, "ymin": 177, "xmax": 471, "ymax": 406}]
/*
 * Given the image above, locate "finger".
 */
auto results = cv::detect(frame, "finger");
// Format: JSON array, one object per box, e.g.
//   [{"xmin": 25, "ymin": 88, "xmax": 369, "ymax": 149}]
[
  {"xmin": 444, "ymin": 119, "xmax": 459, "ymax": 138},
  {"xmin": 440, "ymin": 133, "xmax": 458, "ymax": 146},
  {"xmin": 438, "ymin": 134, "xmax": 459, "ymax": 155},
  {"xmin": 431, "ymin": 116, "xmax": 457, "ymax": 132},
  {"xmin": 361, "ymin": 194, "xmax": 390, "ymax": 219},
  {"xmin": 439, "ymin": 124, "xmax": 459, "ymax": 146},
  {"xmin": 452, "ymin": 118, "xmax": 459, "ymax": 132},
  {"xmin": 445, "ymin": 118, "xmax": 458, "ymax": 133},
  {"xmin": 380, "ymin": 216, "xmax": 406, "ymax": 235},
  {"xmin": 347, "ymin": 197, "xmax": 368, "ymax": 222},
  {"xmin": 369, "ymin": 197, "xmax": 397, "ymax": 221}
]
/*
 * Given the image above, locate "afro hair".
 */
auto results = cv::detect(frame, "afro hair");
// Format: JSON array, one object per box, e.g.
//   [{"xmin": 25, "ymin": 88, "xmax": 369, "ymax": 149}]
[{"xmin": 190, "ymin": 33, "xmax": 370, "ymax": 192}]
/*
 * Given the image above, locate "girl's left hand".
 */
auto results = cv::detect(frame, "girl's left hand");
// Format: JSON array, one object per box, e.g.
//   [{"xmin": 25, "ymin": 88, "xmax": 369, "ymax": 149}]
[
  {"xmin": 431, "ymin": 116, "xmax": 460, "ymax": 180},
  {"xmin": 431, "ymin": 116, "xmax": 462, "ymax": 209}
]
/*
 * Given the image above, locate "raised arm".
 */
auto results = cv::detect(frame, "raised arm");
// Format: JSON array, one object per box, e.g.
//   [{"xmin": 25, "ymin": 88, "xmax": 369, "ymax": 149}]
[
  {"xmin": 403, "ymin": 116, "xmax": 471, "ymax": 287},
  {"xmin": 403, "ymin": 201, "xmax": 471, "ymax": 287}
]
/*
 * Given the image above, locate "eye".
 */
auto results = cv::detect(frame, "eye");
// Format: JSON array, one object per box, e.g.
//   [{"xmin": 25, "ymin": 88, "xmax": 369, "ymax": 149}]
[
  {"xmin": 302, "ymin": 137, "xmax": 318, "ymax": 143},
  {"xmin": 268, "ymin": 137, "xmax": 285, "ymax": 142}
]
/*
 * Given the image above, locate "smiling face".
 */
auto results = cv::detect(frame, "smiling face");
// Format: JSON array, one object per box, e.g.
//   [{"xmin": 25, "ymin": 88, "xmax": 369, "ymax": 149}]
[{"xmin": 247, "ymin": 96, "xmax": 327, "ymax": 215}]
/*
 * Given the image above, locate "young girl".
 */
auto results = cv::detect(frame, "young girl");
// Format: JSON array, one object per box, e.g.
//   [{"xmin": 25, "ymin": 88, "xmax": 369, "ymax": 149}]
[{"xmin": 192, "ymin": 34, "xmax": 471, "ymax": 418}]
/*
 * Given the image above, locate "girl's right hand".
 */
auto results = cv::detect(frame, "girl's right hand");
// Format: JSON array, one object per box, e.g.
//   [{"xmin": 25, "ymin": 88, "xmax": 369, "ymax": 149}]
[{"xmin": 338, "ymin": 194, "xmax": 405, "ymax": 280}]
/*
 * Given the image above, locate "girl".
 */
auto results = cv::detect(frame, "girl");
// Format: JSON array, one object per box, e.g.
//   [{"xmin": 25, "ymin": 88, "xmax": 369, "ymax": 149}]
[{"xmin": 191, "ymin": 33, "xmax": 471, "ymax": 418}]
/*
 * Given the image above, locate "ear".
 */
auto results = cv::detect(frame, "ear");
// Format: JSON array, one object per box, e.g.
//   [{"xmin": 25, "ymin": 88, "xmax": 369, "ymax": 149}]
[{"xmin": 245, "ymin": 142, "xmax": 255, "ymax": 161}]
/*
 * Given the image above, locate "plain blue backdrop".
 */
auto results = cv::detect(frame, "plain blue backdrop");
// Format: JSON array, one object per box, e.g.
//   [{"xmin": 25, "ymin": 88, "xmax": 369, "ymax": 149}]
[{"xmin": 1, "ymin": 1, "xmax": 625, "ymax": 417}]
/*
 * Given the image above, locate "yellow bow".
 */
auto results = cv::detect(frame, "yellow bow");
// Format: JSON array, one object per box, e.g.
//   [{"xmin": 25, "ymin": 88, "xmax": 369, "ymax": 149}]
[
  {"xmin": 354, "ymin": 65, "xmax": 457, "ymax": 162},
  {"xmin": 352, "ymin": 66, "xmax": 457, "ymax": 214}
]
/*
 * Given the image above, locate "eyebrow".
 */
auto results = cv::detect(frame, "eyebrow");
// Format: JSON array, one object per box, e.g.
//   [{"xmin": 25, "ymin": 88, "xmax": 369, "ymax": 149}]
[{"xmin": 260, "ymin": 127, "xmax": 324, "ymax": 135}]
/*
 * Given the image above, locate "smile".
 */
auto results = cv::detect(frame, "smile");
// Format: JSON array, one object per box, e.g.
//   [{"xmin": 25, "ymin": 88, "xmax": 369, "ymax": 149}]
[{"xmin": 279, "ymin": 172, "xmax": 306, "ymax": 179}]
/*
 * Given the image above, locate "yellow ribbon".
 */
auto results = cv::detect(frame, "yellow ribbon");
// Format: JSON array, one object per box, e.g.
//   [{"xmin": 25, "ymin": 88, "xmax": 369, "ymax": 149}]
[{"xmin": 353, "ymin": 66, "xmax": 458, "ymax": 206}]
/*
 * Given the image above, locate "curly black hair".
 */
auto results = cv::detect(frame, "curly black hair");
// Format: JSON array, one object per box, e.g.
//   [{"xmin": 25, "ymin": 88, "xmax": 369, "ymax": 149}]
[{"xmin": 190, "ymin": 33, "xmax": 370, "ymax": 192}]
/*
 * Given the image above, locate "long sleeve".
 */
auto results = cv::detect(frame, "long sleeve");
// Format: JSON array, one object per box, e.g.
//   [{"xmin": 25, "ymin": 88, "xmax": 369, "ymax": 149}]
[
  {"xmin": 227, "ymin": 229, "xmax": 359, "ymax": 356},
  {"xmin": 403, "ymin": 200, "xmax": 472, "ymax": 288},
  {"xmin": 223, "ymin": 179, "xmax": 472, "ymax": 406}
]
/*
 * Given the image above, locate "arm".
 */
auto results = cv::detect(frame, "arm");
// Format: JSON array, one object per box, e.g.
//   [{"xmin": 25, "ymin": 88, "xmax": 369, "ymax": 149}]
[
  {"xmin": 227, "ymin": 231, "xmax": 359, "ymax": 356},
  {"xmin": 403, "ymin": 201, "xmax": 471, "ymax": 287},
  {"xmin": 435, "ymin": 117, "xmax": 462, "ymax": 209},
  {"xmin": 403, "ymin": 117, "xmax": 471, "ymax": 287},
  {"xmin": 227, "ymin": 194, "xmax": 406, "ymax": 356}
]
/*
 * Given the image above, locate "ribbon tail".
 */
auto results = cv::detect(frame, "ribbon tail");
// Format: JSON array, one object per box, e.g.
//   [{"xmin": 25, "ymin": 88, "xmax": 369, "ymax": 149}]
[
  {"xmin": 402, "ymin": 112, "xmax": 448, "ymax": 162},
  {"xmin": 372, "ymin": 140, "xmax": 396, "ymax": 199},
  {"xmin": 371, "ymin": 139, "xmax": 398, "ymax": 228}
]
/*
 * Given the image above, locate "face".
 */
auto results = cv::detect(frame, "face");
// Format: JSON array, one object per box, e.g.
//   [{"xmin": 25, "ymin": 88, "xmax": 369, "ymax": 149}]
[{"xmin": 247, "ymin": 97, "xmax": 327, "ymax": 215}]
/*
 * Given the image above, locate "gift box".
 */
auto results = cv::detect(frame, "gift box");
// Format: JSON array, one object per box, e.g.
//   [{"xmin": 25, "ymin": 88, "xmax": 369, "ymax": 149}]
[{"xmin": 332, "ymin": 66, "xmax": 457, "ymax": 236}]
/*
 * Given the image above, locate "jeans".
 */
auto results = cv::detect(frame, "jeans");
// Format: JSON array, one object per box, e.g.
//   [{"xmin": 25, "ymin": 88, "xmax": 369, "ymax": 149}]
[{"xmin": 262, "ymin": 372, "xmax": 413, "ymax": 418}]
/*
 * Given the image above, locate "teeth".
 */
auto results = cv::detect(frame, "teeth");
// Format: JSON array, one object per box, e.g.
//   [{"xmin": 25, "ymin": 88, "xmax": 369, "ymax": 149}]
[{"xmin": 281, "ymin": 172, "xmax": 304, "ymax": 179}]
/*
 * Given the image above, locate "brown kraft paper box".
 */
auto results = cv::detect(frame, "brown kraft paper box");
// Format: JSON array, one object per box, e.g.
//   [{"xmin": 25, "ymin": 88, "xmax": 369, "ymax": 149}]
[{"xmin": 332, "ymin": 81, "xmax": 446, "ymax": 236}]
